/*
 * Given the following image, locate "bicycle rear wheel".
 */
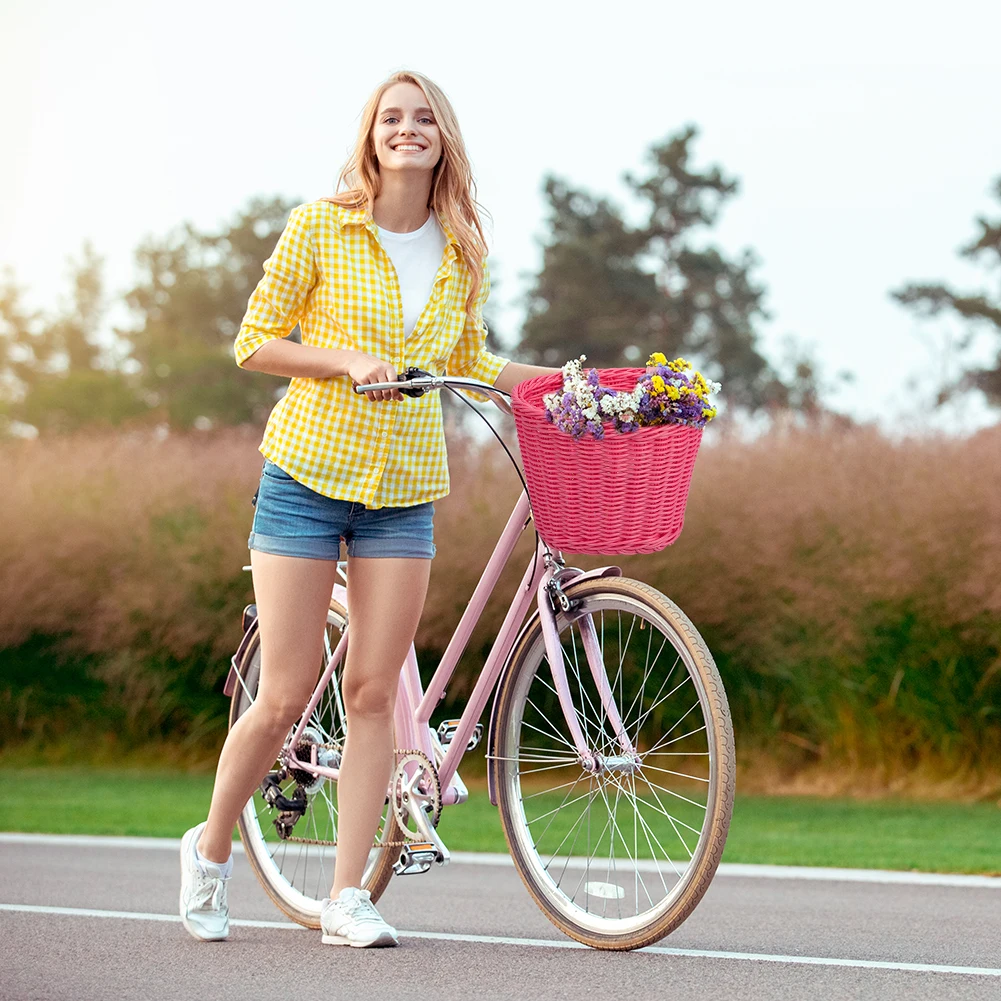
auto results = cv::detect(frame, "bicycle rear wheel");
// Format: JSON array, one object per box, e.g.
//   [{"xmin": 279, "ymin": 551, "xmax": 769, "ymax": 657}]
[
  {"xmin": 230, "ymin": 597, "xmax": 400, "ymax": 928},
  {"xmin": 490, "ymin": 576, "xmax": 734, "ymax": 950}
]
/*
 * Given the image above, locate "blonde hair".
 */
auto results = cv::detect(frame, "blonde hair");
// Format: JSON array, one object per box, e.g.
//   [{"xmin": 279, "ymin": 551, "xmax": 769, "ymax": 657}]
[{"xmin": 322, "ymin": 70, "xmax": 488, "ymax": 314}]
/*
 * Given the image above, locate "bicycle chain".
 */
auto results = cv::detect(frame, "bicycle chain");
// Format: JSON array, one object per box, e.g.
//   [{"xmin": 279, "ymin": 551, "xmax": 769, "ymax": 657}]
[{"xmin": 283, "ymin": 746, "xmax": 440, "ymax": 850}]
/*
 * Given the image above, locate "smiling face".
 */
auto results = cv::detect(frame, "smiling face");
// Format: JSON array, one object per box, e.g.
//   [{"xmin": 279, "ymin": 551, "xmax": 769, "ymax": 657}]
[{"xmin": 372, "ymin": 81, "xmax": 443, "ymax": 175}]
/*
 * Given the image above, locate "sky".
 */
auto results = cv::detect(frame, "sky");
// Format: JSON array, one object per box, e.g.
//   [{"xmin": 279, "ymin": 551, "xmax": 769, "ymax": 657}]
[{"xmin": 2, "ymin": 0, "xmax": 1000, "ymax": 432}]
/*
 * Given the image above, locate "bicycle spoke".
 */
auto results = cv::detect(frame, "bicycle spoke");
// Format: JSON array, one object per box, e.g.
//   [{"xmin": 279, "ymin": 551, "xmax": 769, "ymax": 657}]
[
  {"xmin": 636, "ymin": 775, "xmax": 708, "ymax": 812},
  {"xmin": 639, "ymin": 763, "xmax": 710, "ymax": 784},
  {"xmin": 551, "ymin": 782, "xmax": 599, "ymax": 891},
  {"xmin": 620, "ymin": 633, "xmax": 672, "ymax": 730},
  {"xmin": 517, "ymin": 762, "xmax": 583, "ymax": 779},
  {"xmin": 533, "ymin": 664, "xmax": 597, "ymax": 754},
  {"xmin": 633, "ymin": 784, "xmax": 703, "ymax": 840},
  {"xmin": 488, "ymin": 752, "xmax": 580, "ymax": 765},
  {"xmin": 519, "ymin": 715, "xmax": 580, "ymax": 751},
  {"xmin": 622, "ymin": 772, "xmax": 681, "ymax": 882},
  {"xmin": 542, "ymin": 782, "xmax": 604, "ymax": 874},
  {"xmin": 610, "ymin": 771, "xmax": 693, "ymax": 868},
  {"xmin": 524, "ymin": 784, "xmax": 595, "ymax": 828},
  {"xmin": 645, "ymin": 724, "xmax": 708, "ymax": 755},
  {"xmin": 628, "ymin": 672, "xmax": 693, "ymax": 746},
  {"xmin": 525, "ymin": 690, "xmax": 583, "ymax": 745},
  {"xmin": 522, "ymin": 776, "xmax": 585, "ymax": 802},
  {"xmin": 593, "ymin": 777, "xmax": 632, "ymax": 920}
]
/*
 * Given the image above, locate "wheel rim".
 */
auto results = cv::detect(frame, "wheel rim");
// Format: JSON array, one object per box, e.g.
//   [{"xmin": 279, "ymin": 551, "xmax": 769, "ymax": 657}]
[
  {"xmin": 234, "ymin": 609, "xmax": 396, "ymax": 914},
  {"xmin": 498, "ymin": 589, "xmax": 727, "ymax": 937}
]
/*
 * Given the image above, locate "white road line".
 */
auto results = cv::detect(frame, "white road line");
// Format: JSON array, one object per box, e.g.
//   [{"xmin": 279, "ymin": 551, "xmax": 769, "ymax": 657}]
[
  {"xmin": 2, "ymin": 834, "xmax": 999, "ymax": 889},
  {"xmin": 1, "ymin": 903, "xmax": 999, "ymax": 978},
  {"xmin": 0, "ymin": 903, "xmax": 296, "ymax": 929},
  {"xmin": 448, "ymin": 852, "xmax": 1001, "ymax": 889}
]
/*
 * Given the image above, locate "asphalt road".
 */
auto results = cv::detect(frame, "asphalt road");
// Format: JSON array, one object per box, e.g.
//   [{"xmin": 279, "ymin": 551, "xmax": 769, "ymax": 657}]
[{"xmin": 1, "ymin": 835, "xmax": 999, "ymax": 1001}]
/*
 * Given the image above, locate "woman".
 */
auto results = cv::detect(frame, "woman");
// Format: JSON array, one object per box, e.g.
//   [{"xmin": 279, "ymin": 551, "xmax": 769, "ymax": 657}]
[{"xmin": 178, "ymin": 70, "xmax": 554, "ymax": 948}]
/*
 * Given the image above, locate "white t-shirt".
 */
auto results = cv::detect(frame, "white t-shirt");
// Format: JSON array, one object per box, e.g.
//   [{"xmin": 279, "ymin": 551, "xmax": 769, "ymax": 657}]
[{"xmin": 376, "ymin": 213, "xmax": 448, "ymax": 338}]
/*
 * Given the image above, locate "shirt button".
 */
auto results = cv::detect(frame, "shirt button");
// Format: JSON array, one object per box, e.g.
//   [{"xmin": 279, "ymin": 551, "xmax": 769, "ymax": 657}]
[{"xmin": 380, "ymin": 431, "xmax": 388, "ymax": 439}]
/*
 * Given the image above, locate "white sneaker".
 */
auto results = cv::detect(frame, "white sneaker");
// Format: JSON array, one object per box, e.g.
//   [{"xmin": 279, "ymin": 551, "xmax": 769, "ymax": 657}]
[
  {"xmin": 179, "ymin": 822, "xmax": 231, "ymax": 941},
  {"xmin": 321, "ymin": 888, "xmax": 399, "ymax": 948}
]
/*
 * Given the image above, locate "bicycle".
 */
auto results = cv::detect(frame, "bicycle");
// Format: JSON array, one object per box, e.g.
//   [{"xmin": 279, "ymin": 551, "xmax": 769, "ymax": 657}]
[{"xmin": 223, "ymin": 372, "xmax": 735, "ymax": 951}]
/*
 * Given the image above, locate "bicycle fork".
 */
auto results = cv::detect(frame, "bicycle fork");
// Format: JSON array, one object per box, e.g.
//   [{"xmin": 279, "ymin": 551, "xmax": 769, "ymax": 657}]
[{"xmin": 537, "ymin": 569, "xmax": 638, "ymax": 773}]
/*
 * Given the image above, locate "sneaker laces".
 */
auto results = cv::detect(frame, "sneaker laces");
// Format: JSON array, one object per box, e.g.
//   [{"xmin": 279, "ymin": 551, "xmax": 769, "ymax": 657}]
[
  {"xmin": 191, "ymin": 871, "xmax": 228, "ymax": 913},
  {"xmin": 339, "ymin": 890, "xmax": 381, "ymax": 923}
]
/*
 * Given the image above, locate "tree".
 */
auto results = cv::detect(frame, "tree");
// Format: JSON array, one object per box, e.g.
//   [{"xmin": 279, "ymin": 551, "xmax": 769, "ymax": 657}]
[
  {"xmin": 0, "ymin": 247, "xmax": 144, "ymax": 435},
  {"xmin": 893, "ymin": 176, "xmax": 1001, "ymax": 405},
  {"xmin": 119, "ymin": 195, "xmax": 302, "ymax": 428},
  {"xmin": 520, "ymin": 126, "xmax": 791, "ymax": 410}
]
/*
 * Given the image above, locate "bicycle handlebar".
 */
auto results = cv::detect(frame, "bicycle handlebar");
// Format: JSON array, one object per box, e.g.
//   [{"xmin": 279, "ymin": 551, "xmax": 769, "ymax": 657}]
[{"xmin": 354, "ymin": 368, "xmax": 513, "ymax": 415}]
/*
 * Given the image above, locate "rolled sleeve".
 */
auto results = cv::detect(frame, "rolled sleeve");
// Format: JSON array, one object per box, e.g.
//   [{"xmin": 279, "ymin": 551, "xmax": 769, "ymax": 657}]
[
  {"xmin": 234, "ymin": 204, "xmax": 319, "ymax": 368},
  {"xmin": 446, "ymin": 261, "xmax": 509, "ymax": 398}
]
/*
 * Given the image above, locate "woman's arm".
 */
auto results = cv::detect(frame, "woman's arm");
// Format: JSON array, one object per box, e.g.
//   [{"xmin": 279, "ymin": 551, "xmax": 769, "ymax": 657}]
[
  {"xmin": 240, "ymin": 339, "xmax": 345, "ymax": 379},
  {"xmin": 492, "ymin": 361, "xmax": 559, "ymax": 394},
  {"xmin": 242, "ymin": 342, "xmax": 406, "ymax": 402}
]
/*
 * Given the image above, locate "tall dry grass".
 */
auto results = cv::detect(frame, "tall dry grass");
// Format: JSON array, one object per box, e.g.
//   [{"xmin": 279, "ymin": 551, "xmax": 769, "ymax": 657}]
[{"xmin": 1, "ymin": 422, "xmax": 999, "ymax": 791}]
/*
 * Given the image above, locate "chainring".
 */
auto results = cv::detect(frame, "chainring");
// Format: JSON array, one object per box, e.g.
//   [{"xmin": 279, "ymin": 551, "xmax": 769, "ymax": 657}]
[{"xmin": 391, "ymin": 750, "xmax": 442, "ymax": 835}]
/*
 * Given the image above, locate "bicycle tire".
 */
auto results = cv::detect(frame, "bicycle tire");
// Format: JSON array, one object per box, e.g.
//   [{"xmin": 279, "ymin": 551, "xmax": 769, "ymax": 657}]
[
  {"xmin": 490, "ymin": 576, "xmax": 734, "ymax": 950},
  {"xmin": 230, "ymin": 597, "xmax": 401, "ymax": 928}
]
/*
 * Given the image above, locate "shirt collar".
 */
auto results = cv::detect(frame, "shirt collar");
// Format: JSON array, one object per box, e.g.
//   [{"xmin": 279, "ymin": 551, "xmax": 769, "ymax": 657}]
[{"xmin": 336, "ymin": 202, "xmax": 460, "ymax": 251}]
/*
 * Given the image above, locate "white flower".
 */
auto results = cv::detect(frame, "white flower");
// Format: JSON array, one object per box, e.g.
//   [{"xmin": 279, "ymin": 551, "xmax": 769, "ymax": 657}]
[{"xmin": 560, "ymin": 355, "xmax": 586, "ymax": 384}]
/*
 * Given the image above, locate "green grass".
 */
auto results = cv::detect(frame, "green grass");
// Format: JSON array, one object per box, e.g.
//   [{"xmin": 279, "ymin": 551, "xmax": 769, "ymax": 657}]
[{"xmin": 1, "ymin": 767, "xmax": 998, "ymax": 875}]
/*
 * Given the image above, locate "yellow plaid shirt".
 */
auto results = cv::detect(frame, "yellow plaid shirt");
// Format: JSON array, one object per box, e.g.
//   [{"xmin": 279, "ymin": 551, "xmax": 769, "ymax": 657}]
[{"xmin": 234, "ymin": 200, "xmax": 509, "ymax": 509}]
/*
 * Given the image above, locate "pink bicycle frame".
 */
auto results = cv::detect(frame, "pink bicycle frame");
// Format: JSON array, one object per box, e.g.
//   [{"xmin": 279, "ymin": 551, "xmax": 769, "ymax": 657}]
[{"xmin": 281, "ymin": 490, "xmax": 629, "ymax": 807}]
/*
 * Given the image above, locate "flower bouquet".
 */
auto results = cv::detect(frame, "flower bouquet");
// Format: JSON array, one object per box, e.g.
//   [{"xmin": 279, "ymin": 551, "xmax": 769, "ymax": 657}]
[
  {"xmin": 542, "ymin": 353, "xmax": 720, "ymax": 439},
  {"xmin": 510, "ymin": 354, "xmax": 720, "ymax": 555}
]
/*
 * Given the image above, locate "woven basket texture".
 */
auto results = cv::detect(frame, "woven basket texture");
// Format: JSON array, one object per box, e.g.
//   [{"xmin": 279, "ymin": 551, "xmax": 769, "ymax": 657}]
[{"xmin": 511, "ymin": 368, "xmax": 703, "ymax": 555}]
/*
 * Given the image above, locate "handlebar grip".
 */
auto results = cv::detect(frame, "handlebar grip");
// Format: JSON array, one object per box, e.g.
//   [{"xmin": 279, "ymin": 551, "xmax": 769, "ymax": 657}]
[{"xmin": 352, "ymin": 367, "xmax": 431, "ymax": 397}]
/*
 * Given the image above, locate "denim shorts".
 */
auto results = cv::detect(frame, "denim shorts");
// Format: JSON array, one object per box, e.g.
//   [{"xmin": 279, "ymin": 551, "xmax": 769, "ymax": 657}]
[{"xmin": 247, "ymin": 459, "xmax": 436, "ymax": 560}]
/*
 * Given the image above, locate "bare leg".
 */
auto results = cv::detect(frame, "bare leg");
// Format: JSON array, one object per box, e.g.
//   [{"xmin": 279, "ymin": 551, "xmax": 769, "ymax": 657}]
[
  {"xmin": 197, "ymin": 550, "xmax": 338, "ymax": 864},
  {"xmin": 330, "ymin": 555, "xmax": 431, "ymax": 897}
]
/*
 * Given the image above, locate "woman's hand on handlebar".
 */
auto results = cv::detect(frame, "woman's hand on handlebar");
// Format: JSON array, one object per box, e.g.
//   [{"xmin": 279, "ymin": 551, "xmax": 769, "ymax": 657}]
[{"xmin": 345, "ymin": 352, "xmax": 404, "ymax": 402}]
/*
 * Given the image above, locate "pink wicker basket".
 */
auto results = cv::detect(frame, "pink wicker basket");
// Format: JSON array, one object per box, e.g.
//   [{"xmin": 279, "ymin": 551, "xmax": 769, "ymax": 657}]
[{"xmin": 511, "ymin": 368, "xmax": 703, "ymax": 555}]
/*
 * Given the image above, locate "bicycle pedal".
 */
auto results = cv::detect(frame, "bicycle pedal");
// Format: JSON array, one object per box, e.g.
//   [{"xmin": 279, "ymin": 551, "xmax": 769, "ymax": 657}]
[
  {"xmin": 436, "ymin": 720, "xmax": 483, "ymax": 751},
  {"xmin": 393, "ymin": 842, "xmax": 439, "ymax": 876}
]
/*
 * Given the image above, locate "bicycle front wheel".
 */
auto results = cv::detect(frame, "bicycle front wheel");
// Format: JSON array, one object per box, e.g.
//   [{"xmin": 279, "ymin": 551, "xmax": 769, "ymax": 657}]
[
  {"xmin": 230, "ymin": 598, "xmax": 400, "ymax": 928},
  {"xmin": 490, "ymin": 576, "xmax": 734, "ymax": 950}
]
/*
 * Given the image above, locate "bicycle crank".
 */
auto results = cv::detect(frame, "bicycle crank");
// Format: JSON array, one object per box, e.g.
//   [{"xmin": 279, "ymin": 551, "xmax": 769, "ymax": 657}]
[{"xmin": 390, "ymin": 751, "xmax": 450, "ymax": 874}]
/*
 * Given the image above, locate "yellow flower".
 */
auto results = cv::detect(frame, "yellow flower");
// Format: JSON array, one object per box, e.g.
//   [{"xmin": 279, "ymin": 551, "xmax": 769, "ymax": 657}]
[
  {"xmin": 666, "ymin": 385, "xmax": 680, "ymax": 401},
  {"xmin": 647, "ymin": 351, "xmax": 667, "ymax": 367},
  {"xmin": 702, "ymin": 406, "xmax": 717, "ymax": 419},
  {"xmin": 651, "ymin": 374, "xmax": 666, "ymax": 393},
  {"xmin": 668, "ymin": 357, "xmax": 691, "ymax": 373}
]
